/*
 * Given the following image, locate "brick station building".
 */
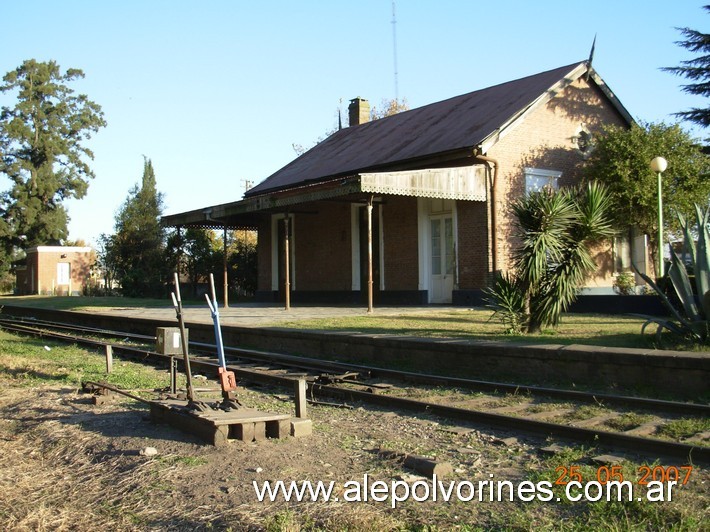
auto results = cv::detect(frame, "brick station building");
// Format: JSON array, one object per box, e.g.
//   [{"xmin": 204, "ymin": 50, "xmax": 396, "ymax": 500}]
[{"xmin": 163, "ymin": 61, "xmax": 642, "ymax": 307}]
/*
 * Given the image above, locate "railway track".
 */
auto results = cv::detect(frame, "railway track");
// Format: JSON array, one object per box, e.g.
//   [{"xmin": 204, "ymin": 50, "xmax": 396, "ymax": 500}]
[{"xmin": 0, "ymin": 314, "xmax": 708, "ymax": 464}]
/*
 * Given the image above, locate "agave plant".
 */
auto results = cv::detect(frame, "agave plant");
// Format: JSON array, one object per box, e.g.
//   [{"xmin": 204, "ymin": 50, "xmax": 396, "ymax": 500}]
[{"xmin": 635, "ymin": 204, "xmax": 710, "ymax": 344}]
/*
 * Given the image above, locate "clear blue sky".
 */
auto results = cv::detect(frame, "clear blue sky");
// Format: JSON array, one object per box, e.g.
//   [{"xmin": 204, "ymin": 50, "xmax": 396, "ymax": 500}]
[{"xmin": 2, "ymin": 1, "xmax": 707, "ymax": 245}]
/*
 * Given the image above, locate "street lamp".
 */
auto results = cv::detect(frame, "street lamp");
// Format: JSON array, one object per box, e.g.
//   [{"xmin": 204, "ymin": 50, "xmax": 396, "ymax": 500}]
[{"xmin": 650, "ymin": 156, "xmax": 668, "ymax": 277}]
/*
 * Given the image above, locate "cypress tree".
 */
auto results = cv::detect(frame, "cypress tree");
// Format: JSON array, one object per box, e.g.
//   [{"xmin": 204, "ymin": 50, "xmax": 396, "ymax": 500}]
[{"xmin": 112, "ymin": 158, "xmax": 167, "ymax": 297}]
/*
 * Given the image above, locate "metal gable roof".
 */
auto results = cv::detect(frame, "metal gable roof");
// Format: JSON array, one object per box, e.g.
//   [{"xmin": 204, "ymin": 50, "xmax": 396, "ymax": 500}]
[{"xmin": 246, "ymin": 61, "xmax": 618, "ymax": 198}]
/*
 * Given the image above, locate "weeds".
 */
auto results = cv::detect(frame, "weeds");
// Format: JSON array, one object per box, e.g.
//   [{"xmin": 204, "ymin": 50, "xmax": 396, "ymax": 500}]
[
  {"xmin": 657, "ymin": 418, "xmax": 710, "ymax": 440},
  {"xmin": 604, "ymin": 413, "xmax": 654, "ymax": 432}
]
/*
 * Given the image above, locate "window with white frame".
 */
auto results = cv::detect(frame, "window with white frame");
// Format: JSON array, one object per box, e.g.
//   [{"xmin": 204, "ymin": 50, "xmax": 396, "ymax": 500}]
[{"xmin": 524, "ymin": 168, "xmax": 561, "ymax": 194}]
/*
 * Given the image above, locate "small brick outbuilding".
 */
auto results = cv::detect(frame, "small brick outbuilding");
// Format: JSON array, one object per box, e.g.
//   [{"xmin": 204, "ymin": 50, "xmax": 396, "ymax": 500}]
[{"xmin": 15, "ymin": 246, "xmax": 94, "ymax": 296}]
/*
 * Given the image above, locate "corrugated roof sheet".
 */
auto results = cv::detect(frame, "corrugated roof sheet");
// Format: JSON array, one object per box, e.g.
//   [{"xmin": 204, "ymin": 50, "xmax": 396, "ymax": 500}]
[{"xmin": 246, "ymin": 62, "xmax": 585, "ymax": 197}]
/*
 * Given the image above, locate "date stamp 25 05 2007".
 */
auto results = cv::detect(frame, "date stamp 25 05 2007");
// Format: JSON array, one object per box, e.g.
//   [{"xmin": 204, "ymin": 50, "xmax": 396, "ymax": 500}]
[{"xmin": 555, "ymin": 465, "xmax": 693, "ymax": 486}]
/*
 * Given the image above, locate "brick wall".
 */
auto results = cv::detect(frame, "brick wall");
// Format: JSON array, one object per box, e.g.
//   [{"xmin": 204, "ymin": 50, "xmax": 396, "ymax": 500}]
[
  {"xmin": 294, "ymin": 202, "xmax": 352, "ymax": 290},
  {"xmin": 23, "ymin": 247, "xmax": 93, "ymax": 295},
  {"xmin": 488, "ymin": 77, "xmax": 628, "ymax": 286},
  {"xmin": 382, "ymin": 197, "xmax": 418, "ymax": 290},
  {"xmin": 456, "ymin": 200, "xmax": 489, "ymax": 288},
  {"xmin": 253, "ymin": 77, "xmax": 628, "ymax": 297}
]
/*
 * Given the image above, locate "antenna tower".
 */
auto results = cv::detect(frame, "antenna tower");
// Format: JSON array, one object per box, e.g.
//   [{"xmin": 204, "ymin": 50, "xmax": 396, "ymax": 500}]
[{"xmin": 391, "ymin": 0, "xmax": 399, "ymax": 103}]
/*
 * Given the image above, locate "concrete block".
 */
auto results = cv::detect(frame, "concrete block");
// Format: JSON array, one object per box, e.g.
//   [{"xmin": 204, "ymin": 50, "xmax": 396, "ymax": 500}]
[
  {"xmin": 266, "ymin": 419, "xmax": 291, "ymax": 439},
  {"xmin": 233, "ymin": 422, "xmax": 255, "ymax": 442},
  {"xmin": 290, "ymin": 418, "xmax": 312, "ymax": 437},
  {"xmin": 253, "ymin": 421, "xmax": 266, "ymax": 441}
]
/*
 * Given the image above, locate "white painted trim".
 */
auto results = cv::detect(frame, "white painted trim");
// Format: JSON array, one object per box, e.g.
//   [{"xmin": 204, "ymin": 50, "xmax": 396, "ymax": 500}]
[
  {"xmin": 360, "ymin": 166, "xmax": 486, "ymax": 201},
  {"xmin": 418, "ymin": 198, "xmax": 456, "ymax": 303},
  {"xmin": 453, "ymin": 201, "xmax": 459, "ymax": 287},
  {"xmin": 351, "ymin": 204, "xmax": 385, "ymax": 291},
  {"xmin": 480, "ymin": 62, "xmax": 590, "ymax": 154},
  {"xmin": 27, "ymin": 246, "xmax": 93, "ymax": 253},
  {"xmin": 524, "ymin": 167, "xmax": 562, "ymax": 194},
  {"xmin": 417, "ymin": 198, "xmax": 429, "ymax": 293},
  {"xmin": 523, "ymin": 167, "xmax": 562, "ymax": 179}
]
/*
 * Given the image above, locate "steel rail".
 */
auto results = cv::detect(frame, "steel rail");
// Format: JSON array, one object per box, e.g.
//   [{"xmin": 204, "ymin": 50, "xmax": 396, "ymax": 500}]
[
  {"xmin": 3, "ymin": 313, "xmax": 707, "ymax": 416},
  {"xmin": 308, "ymin": 382, "xmax": 710, "ymax": 463},
  {"xmin": 0, "ymin": 315, "xmax": 155, "ymax": 342},
  {"xmin": 213, "ymin": 343, "xmax": 710, "ymax": 415},
  {"xmin": 1, "ymin": 318, "xmax": 708, "ymax": 463}
]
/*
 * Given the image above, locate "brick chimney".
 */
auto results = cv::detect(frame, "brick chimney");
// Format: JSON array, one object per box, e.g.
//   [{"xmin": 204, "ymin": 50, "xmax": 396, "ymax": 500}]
[{"xmin": 348, "ymin": 97, "xmax": 370, "ymax": 126}]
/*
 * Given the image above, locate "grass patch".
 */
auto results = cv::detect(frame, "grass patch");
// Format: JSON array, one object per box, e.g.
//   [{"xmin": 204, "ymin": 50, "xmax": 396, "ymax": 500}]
[
  {"xmin": 525, "ymin": 401, "xmax": 572, "ymax": 414},
  {"xmin": 604, "ymin": 412, "xmax": 654, "ymax": 432},
  {"xmin": 563, "ymin": 404, "xmax": 609, "ymax": 421},
  {"xmin": 157, "ymin": 455, "xmax": 209, "ymax": 467},
  {"xmin": 657, "ymin": 418, "xmax": 710, "ymax": 440},
  {"xmin": 274, "ymin": 310, "xmax": 663, "ymax": 349},
  {"xmin": 0, "ymin": 330, "xmax": 169, "ymax": 391}
]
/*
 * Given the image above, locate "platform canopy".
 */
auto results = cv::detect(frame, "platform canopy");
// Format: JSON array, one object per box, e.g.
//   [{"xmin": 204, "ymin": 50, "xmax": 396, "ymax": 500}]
[
  {"xmin": 161, "ymin": 166, "xmax": 487, "ymax": 230},
  {"xmin": 360, "ymin": 166, "xmax": 486, "ymax": 201}
]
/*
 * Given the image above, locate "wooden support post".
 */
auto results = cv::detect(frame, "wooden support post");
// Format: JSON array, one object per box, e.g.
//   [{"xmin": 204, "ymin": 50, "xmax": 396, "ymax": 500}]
[
  {"xmin": 284, "ymin": 216, "xmax": 291, "ymax": 311},
  {"xmin": 105, "ymin": 344, "xmax": 113, "ymax": 374},
  {"xmin": 367, "ymin": 196, "xmax": 374, "ymax": 314},
  {"xmin": 223, "ymin": 225, "xmax": 229, "ymax": 309},
  {"xmin": 294, "ymin": 377, "xmax": 307, "ymax": 418}
]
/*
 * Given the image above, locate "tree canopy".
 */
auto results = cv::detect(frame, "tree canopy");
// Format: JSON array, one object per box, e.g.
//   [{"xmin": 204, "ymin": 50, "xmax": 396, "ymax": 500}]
[
  {"xmin": 369, "ymin": 97, "xmax": 409, "ymax": 120},
  {"xmin": 0, "ymin": 59, "xmax": 105, "ymax": 253},
  {"xmin": 583, "ymin": 122, "xmax": 710, "ymax": 271},
  {"xmin": 662, "ymin": 5, "xmax": 710, "ymax": 128}
]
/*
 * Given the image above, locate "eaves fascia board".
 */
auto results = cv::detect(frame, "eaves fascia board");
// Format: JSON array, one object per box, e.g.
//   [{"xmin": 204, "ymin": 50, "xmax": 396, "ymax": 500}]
[
  {"xmin": 587, "ymin": 67, "xmax": 635, "ymax": 126},
  {"xmin": 246, "ymin": 179, "xmax": 362, "ymax": 211}
]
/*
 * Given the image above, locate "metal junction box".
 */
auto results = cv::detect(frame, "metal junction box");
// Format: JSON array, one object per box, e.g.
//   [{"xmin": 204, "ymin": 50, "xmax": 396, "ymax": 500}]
[{"xmin": 155, "ymin": 327, "xmax": 187, "ymax": 354}]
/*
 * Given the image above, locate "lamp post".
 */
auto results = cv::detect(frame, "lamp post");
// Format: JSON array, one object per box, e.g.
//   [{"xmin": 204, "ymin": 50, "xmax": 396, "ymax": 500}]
[{"xmin": 650, "ymin": 156, "xmax": 668, "ymax": 278}]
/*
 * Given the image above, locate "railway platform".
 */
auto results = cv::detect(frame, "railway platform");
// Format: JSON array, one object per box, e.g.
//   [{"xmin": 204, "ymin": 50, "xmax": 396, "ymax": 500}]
[
  {"xmin": 91, "ymin": 302, "xmax": 443, "ymax": 328},
  {"xmin": 2, "ymin": 302, "xmax": 708, "ymax": 399}
]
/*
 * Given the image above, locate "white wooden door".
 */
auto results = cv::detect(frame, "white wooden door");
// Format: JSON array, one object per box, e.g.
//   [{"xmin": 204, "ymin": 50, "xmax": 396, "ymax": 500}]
[{"xmin": 430, "ymin": 216, "xmax": 454, "ymax": 303}]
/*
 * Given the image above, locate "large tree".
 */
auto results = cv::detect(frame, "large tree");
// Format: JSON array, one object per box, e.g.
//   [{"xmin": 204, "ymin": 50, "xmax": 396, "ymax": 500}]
[
  {"xmin": 662, "ymin": 5, "xmax": 710, "ymax": 128},
  {"xmin": 111, "ymin": 158, "xmax": 166, "ymax": 297},
  {"xmin": 583, "ymin": 122, "xmax": 710, "ymax": 274},
  {"xmin": 0, "ymin": 59, "xmax": 105, "ymax": 253},
  {"xmin": 165, "ymin": 227, "xmax": 219, "ymax": 297}
]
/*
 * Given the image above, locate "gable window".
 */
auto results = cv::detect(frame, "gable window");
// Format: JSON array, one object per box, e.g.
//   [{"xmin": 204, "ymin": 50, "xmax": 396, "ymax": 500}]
[{"xmin": 524, "ymin": 168, "xmax": 561, "ymax": 194}]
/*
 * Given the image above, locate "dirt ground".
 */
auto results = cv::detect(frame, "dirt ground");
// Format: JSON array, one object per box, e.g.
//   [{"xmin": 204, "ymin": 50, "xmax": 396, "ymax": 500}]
[{"xmin": 0, "ymin": 378, "xmax": 707, "ymax": 531}]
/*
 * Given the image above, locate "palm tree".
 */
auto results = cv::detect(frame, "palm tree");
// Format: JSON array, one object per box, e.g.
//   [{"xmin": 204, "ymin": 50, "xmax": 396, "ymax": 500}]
[{"xmin": 488, "ymin": 182, "xmax": 614, "ymax": 334}]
